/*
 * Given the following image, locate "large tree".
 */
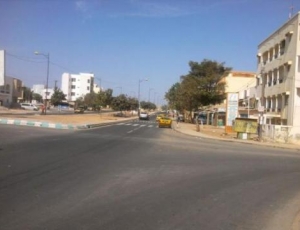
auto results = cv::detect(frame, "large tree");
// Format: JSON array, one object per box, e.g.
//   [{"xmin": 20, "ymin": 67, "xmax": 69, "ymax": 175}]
[
  {"xmin": 50, "ymin": 89, "xmax": 66, "ymax": 106},
  {"xmin": 32, "ymin": 93, "xmax": 43, "ymax": 103},
  {"xmin": 96, "ymin": 88, "xmax": 113, "ymax": 108},
  {"xmin": 165, "ymin": 59, "xmax": 231, "ymax": 113},
  {"xmin": 22, "ymin": 87, "xmax": 33, "ymax": 102},
  {"xmin": 165, "ymin": 82, "xmax": 182, "ymax": 111},
  {"xmin": 111, "ymin": 94, "xmax": 129, "ymax": 111}
]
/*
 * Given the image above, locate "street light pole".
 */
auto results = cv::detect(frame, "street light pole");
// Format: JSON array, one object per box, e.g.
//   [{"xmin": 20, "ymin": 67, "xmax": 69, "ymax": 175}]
[
  {"xmin": 138, "ymin": 78, "xmax": 148, "ymax": 115},
  {"xmin": 148, "ymin": 88, "xmax": 153, "ymax": 102},
  {"xmin": 35, "ymin": 51, "xmax": 49, "ymax": 115}
]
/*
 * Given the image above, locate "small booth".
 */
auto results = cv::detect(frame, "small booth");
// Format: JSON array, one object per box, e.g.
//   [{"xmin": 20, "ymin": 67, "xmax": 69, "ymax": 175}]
[{"xmin": 233, "ymin": 118, "xmax": 258, "ymax": 140}]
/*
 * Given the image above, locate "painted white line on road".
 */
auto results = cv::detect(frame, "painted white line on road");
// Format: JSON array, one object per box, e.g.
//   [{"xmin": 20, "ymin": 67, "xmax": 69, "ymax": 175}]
[
  {"xmin": 148, "ymin": 125, "xmax": 153, "ymax": 127},
  {"xmin": 127, "ymin": 130, "xmax": 133, "ymax": 133},
  {"xmin": 117, "ymin": 123, "xmax": 125, "ymax": 125},
  {"xmin": 132, "ymin": 124, "xmax": 139, "ymax": 126}
]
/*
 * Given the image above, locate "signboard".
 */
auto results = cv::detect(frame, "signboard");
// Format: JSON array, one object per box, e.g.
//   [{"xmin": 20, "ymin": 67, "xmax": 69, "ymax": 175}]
[
  {"xmin": 226, "ymin": 93, "xmax": 239, "ymax": 126},
  {"xmin": 0, "ymin": 50, "xmax": 4, "ymax": 86},
  {"xmin": 233, "ymin": 118, "xmax": 258, "ymax": 134}
]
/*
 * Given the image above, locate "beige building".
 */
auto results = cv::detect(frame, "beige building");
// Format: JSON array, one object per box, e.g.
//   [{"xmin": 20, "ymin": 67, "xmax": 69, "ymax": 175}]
[
  {"xmin": 255, "ymin": 12, "xmax": 300, "ymax": 135},
  {"xmin": 214, "ymin": 71, "xmax": 256, "ymax": 112}
]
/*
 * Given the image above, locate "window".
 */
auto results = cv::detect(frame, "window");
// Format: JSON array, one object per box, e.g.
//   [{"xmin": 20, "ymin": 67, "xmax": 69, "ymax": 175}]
[
  {"xmin": 87, "ymin": 79, "xmax": 90, "ymax": 83},
  {"xmin": 87, "ymin": 86, "xmax": 90, "ymax": 90},
  {"xmin": 71, "ymin": 92, "xmax": 75, "ymax": 96},
  {"xmin": 71, "ymin": 85, "xmax": 75, "ymax": 89},
  {"xmin": 71, "ymin": 78, "xmax": 76, "ymax": 82},
  {"xmin": 285, "ymin": 95, "xmax": 289, "ymax": 105}
]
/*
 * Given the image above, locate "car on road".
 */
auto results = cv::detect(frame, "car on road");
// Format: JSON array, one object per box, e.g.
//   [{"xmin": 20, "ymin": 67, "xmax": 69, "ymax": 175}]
[
  {"xmin": 20, "ymin": 103, "xmax": 39, "ymax": 111},
  {"xmin": 74, "ymin": 106, "xmax": 85, "ymax": 114},
  {"xmin": 156, "ymin": 113, "xmax": 165, "ymax": 122},
  {"xmin": 158, "ymin": 117, "xmax": 172, "ymax": 128},
  {"xmin": 139, "ymin": 112, "xmax": 149, "ymax": 120}
]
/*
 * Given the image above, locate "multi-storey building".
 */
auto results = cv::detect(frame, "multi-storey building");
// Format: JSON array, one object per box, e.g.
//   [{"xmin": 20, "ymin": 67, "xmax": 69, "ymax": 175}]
[
  {"xmin": 32, "ymin": 84, "xmax": 54, "ymax": 101},
  {"xmin": 0, "ymin": 76, "xmax": 23, "ymax": 107},
  {"xmin": 255, "ymin": 12, "xmax": 300, "ymax": 135},
  {"xmin": 61, "ymin": 73, "xmax": 94, "ymax": 102}
]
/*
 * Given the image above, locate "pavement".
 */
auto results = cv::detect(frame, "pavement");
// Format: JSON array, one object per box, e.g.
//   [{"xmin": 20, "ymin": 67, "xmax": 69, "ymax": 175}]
[{"xmin": 1, "ymin": 108, "xmax": 300, "ymax": 151}]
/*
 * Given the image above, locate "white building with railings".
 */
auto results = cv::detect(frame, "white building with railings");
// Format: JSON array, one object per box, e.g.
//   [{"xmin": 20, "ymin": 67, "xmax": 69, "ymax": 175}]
[
  {"xmin": 255, "ymin": 12, "xmax": 300, "ymax": 142},
  {"xmin": 61, "ymin": 73, "xmax": 94, "ymax": 102}
]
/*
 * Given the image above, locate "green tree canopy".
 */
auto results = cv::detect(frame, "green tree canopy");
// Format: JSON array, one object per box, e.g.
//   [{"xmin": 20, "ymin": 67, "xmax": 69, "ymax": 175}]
[
  {"xmin": 32, "ymin": 93, "xmax": 43, "ymax": 103},
  {"xmin": 22, "ymin": 87, "xmax": 33, "ymax": 102},
  {"xmin": 50, "ymin": 89, "xmax": 66, "ymax": 106},
  {"xmin": 140, "ymin": 101, "xmax": 156, "ymax": 110},
  {"xmin": 96, "ymin": 89, "xmax": 113, "ymax": 108},
  {"xmin": 165, "ymin": 59, "xmax": 231, "ymax": 113}
]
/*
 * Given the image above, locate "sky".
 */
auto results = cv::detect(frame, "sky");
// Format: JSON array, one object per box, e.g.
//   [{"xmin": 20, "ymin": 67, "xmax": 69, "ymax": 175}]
[{"xmin": 0, "ymin": 0, "xmax": 299, "ymax": 105}]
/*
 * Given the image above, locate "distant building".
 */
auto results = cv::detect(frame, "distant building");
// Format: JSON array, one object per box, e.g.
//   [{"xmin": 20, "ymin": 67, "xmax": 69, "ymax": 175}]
[
  {"xmin": 93, "ymin": 83, "xmax": 101, "ymax": 94},
  {"xmin": 213, "ymin": 71, "xmax": 256, "ymax": 111},
  {"xmin": 61, "ymin": 73, "xmax": 95, "ymax": 102},
  {"xmin": 0, "ymin": 50, "xmax": 23, "ymax": 107},
  {"xmin": 0, "ymin": 76, "xmax": 23, "ymax": 107},
  {"xmin": 32, "ymin": 84, "xmax": 45, "ymax": 96},
  {"xmin": 32, "ymin": 84, "xmax": 54, "ymax": 101}
]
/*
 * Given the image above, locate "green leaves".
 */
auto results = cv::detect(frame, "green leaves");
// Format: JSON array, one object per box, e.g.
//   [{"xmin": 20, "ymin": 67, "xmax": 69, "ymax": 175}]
[
  {"xmin": 165, "ymin": 59, "xmax": 231, "ymax": 112},
  {"xmin": 50, "ymin": 88, "xmax": 66, "ymax": 106}
]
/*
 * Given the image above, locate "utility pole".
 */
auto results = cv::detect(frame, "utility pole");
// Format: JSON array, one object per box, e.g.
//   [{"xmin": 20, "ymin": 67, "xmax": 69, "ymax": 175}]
[{"xmin": 54, "ymin": 80, "xmax": 57, "ymax": 90}]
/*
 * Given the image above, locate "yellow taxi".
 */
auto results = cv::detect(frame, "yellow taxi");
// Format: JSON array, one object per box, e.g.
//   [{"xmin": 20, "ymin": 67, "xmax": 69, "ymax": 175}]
[
  {"xmin": 158, "ymin": 117, "xmax": 172, "ymax": 128},
  {"xmin": 156, "ymin": 114, "xmax": 165, "ymax": 122}
]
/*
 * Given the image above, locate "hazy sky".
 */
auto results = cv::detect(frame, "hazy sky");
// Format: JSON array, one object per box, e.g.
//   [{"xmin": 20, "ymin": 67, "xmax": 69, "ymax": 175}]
[{"xmin": 0, "ymin": 0, "xmax": 299, "ymax": 104}]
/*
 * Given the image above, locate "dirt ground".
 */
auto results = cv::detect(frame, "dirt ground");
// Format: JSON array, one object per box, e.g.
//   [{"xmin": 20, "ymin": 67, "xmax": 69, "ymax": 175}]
[{"xmin": 0, "ymin": 112, "xmax": 136, "ymax": 125}]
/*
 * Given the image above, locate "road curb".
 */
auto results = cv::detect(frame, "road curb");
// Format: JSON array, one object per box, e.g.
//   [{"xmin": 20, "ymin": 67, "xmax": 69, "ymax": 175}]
[
  {"xmin": 0, "ymin": 118, "xmax": 78, "ymax": 130},
  {"xmin": 0, "ymin": 117, "xmax": 137, "ymax": 130}
]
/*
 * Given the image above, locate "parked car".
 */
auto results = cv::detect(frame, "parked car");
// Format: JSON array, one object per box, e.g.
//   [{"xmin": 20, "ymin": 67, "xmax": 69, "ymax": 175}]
[
  {"xmin": 178, "ymin": 114, "xmax": 185, "ymax": 122},
  {"xmin": 158, "ymin": 117, "xmax": 172, "ymax": 128},
  {"xmin": 139, "ymin": 112, "xmax": 149, "ymax": 120},
  {"xmin": 74, "ymin": 106, "xmax": 85, "ymax": 114},
  {"xmin": 20, "ymin": 103, "xmax": 39, "ymax": 111}
]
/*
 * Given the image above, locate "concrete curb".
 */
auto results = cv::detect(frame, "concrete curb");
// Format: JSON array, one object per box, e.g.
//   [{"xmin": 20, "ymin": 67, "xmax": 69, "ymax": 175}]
[
  {"xmin": 0, "ymin": 117, "xmax": 137, "ymax": 130},
  {"xmin": 0, "ymin": 118, "xmax": 78, "ymax": 130}
]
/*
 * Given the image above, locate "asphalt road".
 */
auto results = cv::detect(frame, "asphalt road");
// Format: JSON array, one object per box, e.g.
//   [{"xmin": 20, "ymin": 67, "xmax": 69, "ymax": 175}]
[{"xmin": 1, "ymin": 117, "xmax": 300, "ymax": 230}]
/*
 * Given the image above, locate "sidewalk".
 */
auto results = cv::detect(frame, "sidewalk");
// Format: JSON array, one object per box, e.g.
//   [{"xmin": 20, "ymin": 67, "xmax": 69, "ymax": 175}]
[{"xmin": 173, "ymin": 121, "xmax": 300, "ymax": 151}]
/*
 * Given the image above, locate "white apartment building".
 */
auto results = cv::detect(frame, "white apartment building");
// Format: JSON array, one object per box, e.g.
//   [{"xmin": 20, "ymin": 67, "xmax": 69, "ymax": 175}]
[
  {"xmin": 32, "ymin": 84, "xmax": 45, "ymax": 96},
  {"xmin": 255, "ymin": 12, "xmax": 300, "ymax": 135},
  {"xmin": 61, "ymin": 73, "xmax": 94, "ymax": 102},
  {"xmin": 32, "ymin": 84, "xmax": 54, "ymax": 101}
]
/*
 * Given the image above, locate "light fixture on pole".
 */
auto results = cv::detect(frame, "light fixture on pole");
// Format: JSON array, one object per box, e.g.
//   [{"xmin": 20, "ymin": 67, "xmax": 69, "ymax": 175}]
[
  {"xmin": 138, "ymin": 78, "xmax": 148, "ymax": 114},
  {"xmin": 34, "ymin": 51, "xmax": 49, "ymax": 115}
]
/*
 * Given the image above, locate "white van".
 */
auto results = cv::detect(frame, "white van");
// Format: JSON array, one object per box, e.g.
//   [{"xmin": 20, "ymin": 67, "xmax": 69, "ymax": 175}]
[{"xmin": 20, "ymin": 103, "xmax": 39, "ymax": 111}]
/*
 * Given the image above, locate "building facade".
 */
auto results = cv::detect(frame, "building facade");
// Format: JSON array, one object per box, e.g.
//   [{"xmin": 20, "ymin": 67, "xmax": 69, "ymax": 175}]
[
  {"xmin": 255, "ymin": 12, "xmax": 300, "ymax": 136},
  {"xmin": 0, "ymin": 76, "xmax": 23, "ymax": 107},
  {"xmin": 61, "ymin": 73, "xmax": 94, "ymax": 102}
]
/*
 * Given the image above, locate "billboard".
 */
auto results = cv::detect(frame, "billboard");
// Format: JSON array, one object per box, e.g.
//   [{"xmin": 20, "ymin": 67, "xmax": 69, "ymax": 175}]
[
  {"xmin": 0, "ymin": 50, "xmax": 4, "ymax": 86},
  {"xmin": 225, "ymin": 92, "xmax": 239, "ymax": 133}
]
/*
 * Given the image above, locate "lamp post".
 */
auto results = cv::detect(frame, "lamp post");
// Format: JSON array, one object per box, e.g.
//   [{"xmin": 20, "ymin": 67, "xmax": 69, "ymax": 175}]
[
  {"xmin": 148, "ymin": 88, "xmax": 154, "ymax": 102},
  {"xmin": 138, "ymin": 78, "xmax": 148, "ymax": 115},
  {"xmin": 34, "ymin": 51, "xmax": 49, "ymax": 115}
]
